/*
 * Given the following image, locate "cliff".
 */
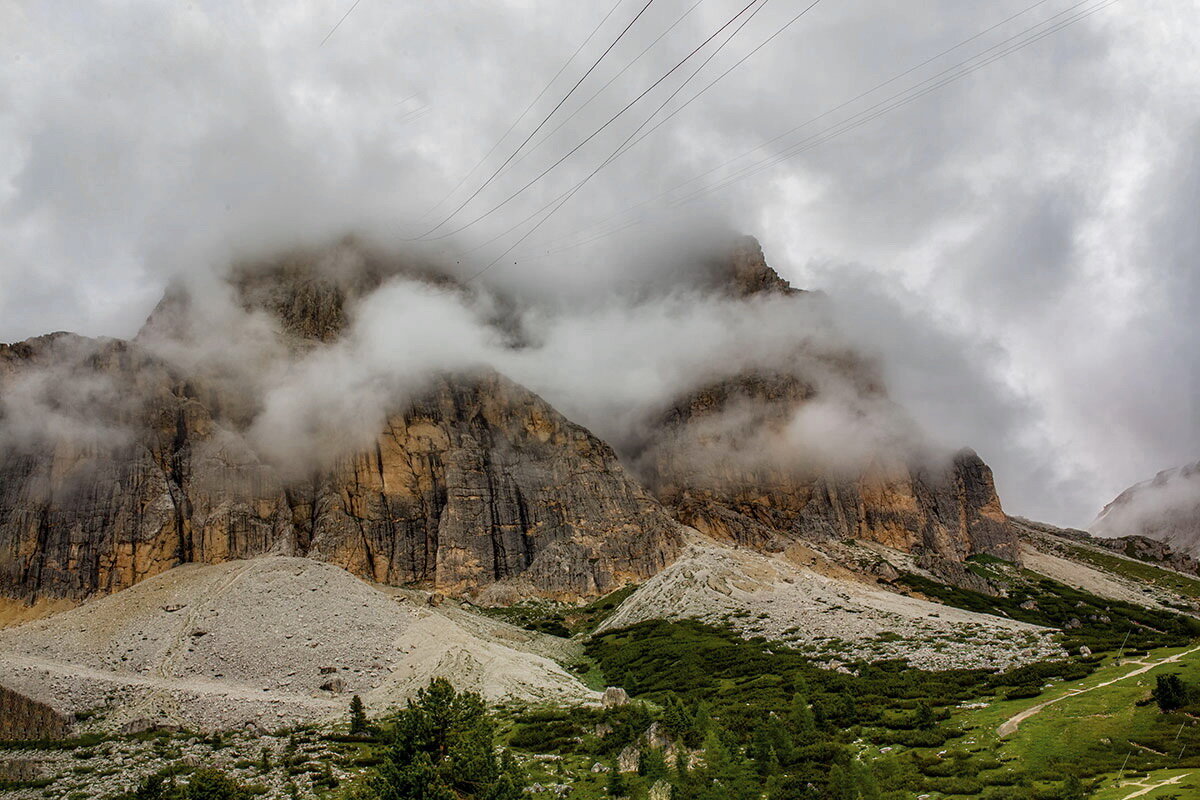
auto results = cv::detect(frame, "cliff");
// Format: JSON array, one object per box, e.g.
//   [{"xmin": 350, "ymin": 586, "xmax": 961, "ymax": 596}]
[
  {"xmin": 0, "ymin": 329, "xmax": 681, "ymax": 609},
  {"xmin": 639, "ymin": 239, "xmax": 1019, "ymax": 563},
  {"xmin": 0, "ymin": 237, "xmax": 1019, "ymax": 614}
]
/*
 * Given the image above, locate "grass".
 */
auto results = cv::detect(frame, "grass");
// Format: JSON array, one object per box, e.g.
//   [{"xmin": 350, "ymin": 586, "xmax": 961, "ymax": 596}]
[
  {"xmin": 480, "ymin": 584, "xmax": 639, "ymax": 637},
  {"xmin": 1066, "ymin": 545, "xmax": 1200, "ymax": 600},
  {"xmin": 900, "ymin": 570, "xmax": 1200, "ymax": 654},
  {"xmin": 951, "ymin": 641, "xmax": 1200, "ymax": 798},
  {"xmin": 1090, "ymin": 768, "xmax": 1197, "ymax": 800}
]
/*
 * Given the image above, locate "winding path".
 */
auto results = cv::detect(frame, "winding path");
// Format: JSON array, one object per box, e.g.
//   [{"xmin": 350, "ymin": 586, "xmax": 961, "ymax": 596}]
[
  {"xmin": 1116, "ymin": 771, "xmax": 1190, "ymax": 799},
  {"xmin": 997, "ymin": 643, "xmax": 1200, "ymax": 737}
]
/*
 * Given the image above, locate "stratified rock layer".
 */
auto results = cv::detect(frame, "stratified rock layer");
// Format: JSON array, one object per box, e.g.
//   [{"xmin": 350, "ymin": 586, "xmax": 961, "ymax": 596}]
[
  {"xmin": 0, "ymin": 333, "xmax": 681, "ymax": 607},
  {"xmin": 640, "ymin": 239, "xmax": 1019, "ymax": 564},
  {"xmin": 1, "ymin": 236, "xmax": 1017, "ymax": 612}
]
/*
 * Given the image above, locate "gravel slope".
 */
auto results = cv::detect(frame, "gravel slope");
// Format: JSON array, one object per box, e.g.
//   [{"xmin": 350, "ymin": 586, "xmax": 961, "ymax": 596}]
[
  {"xmin": 0, "ymin": 558, "xmax": 596, "ymax": 732},
  {"xmin": 599, "ymin": 538, "xmax": 1065, "ymax": 670}
]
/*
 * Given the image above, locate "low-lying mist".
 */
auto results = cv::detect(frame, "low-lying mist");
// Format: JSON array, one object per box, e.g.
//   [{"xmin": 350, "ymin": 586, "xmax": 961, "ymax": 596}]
[{"xmin": 0, "ymin": 235, "xmax": 944, "ymax": 489}]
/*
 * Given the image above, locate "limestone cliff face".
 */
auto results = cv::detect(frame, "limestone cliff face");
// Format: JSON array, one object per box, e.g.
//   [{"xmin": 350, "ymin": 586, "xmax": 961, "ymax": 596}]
[
  {"xmin": 0, "ymin": 236, "xmax": 1018, "ymax": 613},
  {"xmin": 0, "ymin": 301, "xmax": 681, "ymax": 608},
  {"xmin": 640, "ymin": 239, "xmax": 1019, "ymax": 563}
]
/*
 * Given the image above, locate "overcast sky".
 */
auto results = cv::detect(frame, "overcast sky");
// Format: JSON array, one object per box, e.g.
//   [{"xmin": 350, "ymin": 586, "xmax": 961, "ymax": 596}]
[{"xmin": 1, "ymin": 0, "xmax": 1196, "ymax": 528}]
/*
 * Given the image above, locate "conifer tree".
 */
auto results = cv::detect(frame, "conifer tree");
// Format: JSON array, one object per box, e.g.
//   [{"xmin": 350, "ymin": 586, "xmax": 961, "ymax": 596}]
[
  {"xmin": 368, "ymin": 678, "xmax": 524, "ymax": 800},
  {"xmin": 349, "ymin": 694, "xmax": 369, "ymax": 734}
]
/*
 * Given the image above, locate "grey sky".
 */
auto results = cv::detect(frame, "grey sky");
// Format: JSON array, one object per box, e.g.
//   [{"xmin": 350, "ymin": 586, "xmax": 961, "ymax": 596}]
[{"xmin": 1, "ymin": 0, "xmax": 1196, "ymax": 528}]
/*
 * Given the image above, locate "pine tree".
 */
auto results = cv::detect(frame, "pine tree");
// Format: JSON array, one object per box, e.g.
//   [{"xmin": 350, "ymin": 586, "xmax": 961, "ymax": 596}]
[
  {"xmin": 1152, "ymin": 674, "xmax": 1192, "ymax": 712},
  {"xmin": 663, "ymin": 694, "xmax": 697, "ymax": 745},
  {"xmin": 788, "ymin": 693, "xmax": 816, "ymax": 745},
  {"xmin": 349, "ymin": 694, "xmax": 369, "ymax": 734},
  {"xmin": 369, "ymin": 678, "xmax": 525, "ymax": 800},
  {"xmin": 607, "ymin": 760, "xmax": 628, "ymax": 798}
]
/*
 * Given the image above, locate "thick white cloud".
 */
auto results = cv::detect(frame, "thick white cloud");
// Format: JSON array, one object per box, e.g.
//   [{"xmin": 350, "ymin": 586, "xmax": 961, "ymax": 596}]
[{"xmin": 1, "ymin": 0, "xmax": 1197, "ymax": 526}]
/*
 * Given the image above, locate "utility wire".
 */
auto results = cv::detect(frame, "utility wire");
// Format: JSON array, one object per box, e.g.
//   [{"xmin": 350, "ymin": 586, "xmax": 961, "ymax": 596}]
[
  {"xmin": 494, "ymin": 0, "xmax": 709, "ymax": 184},
  {"xmin": 535, "ymin": 0, "xmax": 1118, "ymax": 256},
  {"xmin": 411, "ymin": 0, "xmax": 659, "ymax": 239},
  {"xmin": 549, "ymin": 0, "xmax": 1093, "ymax": 250},
  {"xmin": 320, "ymin": 0, "xmax": 366, "ymax": 46},
  {"xmin": 416, "ymin": 0, "xmax": 766, "ymax": 244},
  {"xmin": 460, "ymin": 0, "xmax": 809, "ymax": 259},
  {"xmin": 418, "ymin": 0, "xmax": 629, "ymax": 221},
  {"xmin": 459, "ymin": 0, "xmax": 807, "ymax": 281}
]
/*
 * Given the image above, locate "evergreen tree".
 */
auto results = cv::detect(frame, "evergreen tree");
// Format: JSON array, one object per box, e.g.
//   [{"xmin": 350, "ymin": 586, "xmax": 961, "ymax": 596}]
[
  {"xmin": 1152, "ymin": 674, "xmax": 1192, "ymax": 712},
  {"xmin": 638, "ymin": 748, "xmax": 669, "ymax": 782},
  {"xmin": 178, "ymin": 769, "xmax": 253, "ymax": 800},
  {"xmin": 788, "ymin": 693, "xmax": 817, "ymax": 745},
  {"xmin": 663, "ymin": 694, "xmax": 698, "ymax": 746},
  {"xmin": 607, "ymin": 761, "xmax": 628, "ymax": 798},
  {"xmin": 1058, "ymin": 774, "xmax": 1085, "ymax": 800},
  {"xmin": 368, "ymin": 678, "xmax": 524, "ymax": 800},
  {"xmin": 350, "ymin": 694, "xmax": 369, "ymax": 734}
]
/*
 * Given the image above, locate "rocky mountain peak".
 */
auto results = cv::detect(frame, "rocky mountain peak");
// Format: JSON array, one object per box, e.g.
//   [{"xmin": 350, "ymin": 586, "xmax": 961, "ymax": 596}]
[{"xmin": 726, "ymin": 236, "xmax": 803, "ymax": 297}]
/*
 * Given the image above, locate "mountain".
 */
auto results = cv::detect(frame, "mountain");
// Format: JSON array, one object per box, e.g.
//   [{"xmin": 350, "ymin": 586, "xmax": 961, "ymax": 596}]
[
  {"xmin": 1, "ymin": 237, "xmax": 1012, "ymax": 620},
  {"xmin": 1091, "ymin": 462, "xmax": 1200, "ymax": 555},
  {"xmin": 638, "ymin": 239, "xmax": 1019, "ymax": 570}
]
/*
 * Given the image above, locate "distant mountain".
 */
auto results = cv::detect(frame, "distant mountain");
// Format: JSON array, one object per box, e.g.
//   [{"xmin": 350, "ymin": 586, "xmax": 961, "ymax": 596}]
[{"xmin": 1091, "ymin": 462, "xmax": 1200, "ymax": 555}]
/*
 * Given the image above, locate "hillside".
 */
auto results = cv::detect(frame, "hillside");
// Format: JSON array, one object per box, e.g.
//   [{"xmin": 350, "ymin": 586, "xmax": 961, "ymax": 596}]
[{"xmin": 0, "ymin": 557, "xmax": 596, "ymax": 733}]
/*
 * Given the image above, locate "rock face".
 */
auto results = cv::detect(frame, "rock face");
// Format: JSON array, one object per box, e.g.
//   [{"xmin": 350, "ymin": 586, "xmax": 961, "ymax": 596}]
[
  {"xmin": 0, "ymin": 683, "xmax": 72, "ymax": 740},
  {"xmin": 639, "ymin": 239, "xmax": 1019, "ymax": 564},
  {"xmin": 0, "ymin": 272, "xmax": 682, "ymax": 607},
  {"xmin": 0, "ymin": 236, "xmax": 1017, "ymax": 613},
  {"xmin": 1091, "ymin": 462, "xmax": 1200, "ymax": 556}
]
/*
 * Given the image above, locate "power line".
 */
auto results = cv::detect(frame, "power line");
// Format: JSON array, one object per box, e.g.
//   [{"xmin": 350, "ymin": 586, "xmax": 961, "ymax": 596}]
[
  {"xmin": 494, "ymin": 0, "xmax": 709, "ymax": 184},
  {"xmin": 612, "ymin": 0, "xmax": 827, "ymax": 164},
  {"xmin": 458, "ymin": 0, "xmax": 817, "ymax": 281},
  {"xmin": 416, "ymin": 0, "xmax": 766, "ymax": 244},
  {"xmin": 459, "ymin": 0, "xmax": 824, "ymax": 260},
  {"xmin": 550, "ymin": 0, "xmax": 1101, "ymax": 251},
  {"xmin": 411, "ymin": 0, "xmax": 659, "ymax": 239},
  {"xmin": 320, "ymin": 0, "xmax": 366, "ymax": 47},
  {"xmin": 417, "ymin": 0, "xmax": 630, "ymax": 222},
  {"xmin": 533, "ymin": 0, "xmax": 1119, "ymax": 257}
]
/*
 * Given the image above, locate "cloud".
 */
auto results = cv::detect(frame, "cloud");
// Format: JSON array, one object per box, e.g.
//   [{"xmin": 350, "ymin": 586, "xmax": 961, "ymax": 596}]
[{"xmin": 2, "ymin": 0, "xmax": 1198, "ymax": 526}]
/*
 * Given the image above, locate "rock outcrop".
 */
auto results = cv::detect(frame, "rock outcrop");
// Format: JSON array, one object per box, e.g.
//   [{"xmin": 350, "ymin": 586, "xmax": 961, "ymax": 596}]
[
  {"xmin": 0, "ymin": 268, "xmax": 682, "ymax": 608},
  {"xmin": 0, "ymin": 683, "xmax": 72, "ymax": 740},
  {"xmin": 0, "ymin": 236, "xmax": 1018, "ymax": 614},
  {"xmin": 639, "ymin": 239, "xmax": 1020, "ymax": 564}
]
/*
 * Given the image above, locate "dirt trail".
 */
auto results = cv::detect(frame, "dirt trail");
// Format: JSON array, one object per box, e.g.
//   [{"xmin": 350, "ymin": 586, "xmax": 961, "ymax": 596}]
[
  {"xmin": 997, "ymin": 644, "xmax": 1200, "ymax": 737},
  {"xmin": 1117, "ymin": 771, "xmax": 1190, "ymax": 799}
]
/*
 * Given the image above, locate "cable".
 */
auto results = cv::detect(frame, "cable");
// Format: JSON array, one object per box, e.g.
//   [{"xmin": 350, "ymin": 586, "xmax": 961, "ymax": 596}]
[
  {"xmin": 417, "ymin": 0, "xmax": 629, "ymax": 221},
  {"xmin": 536, "ymin": 0, "xmax": 1117, "ymax": 256},
  {"xmin": 570, "ymin": 0, "xmax": 1120, "ymax": 251},
  {"xmin": 669, "ymin": 0, "xmax": 1119, "ymax": 208},
  {"xmin": 494, "ymin": 0, "xmax": 708, "ymax": 184},
  {"xmin": 459, "ymin": 0, "xmax": 810, "ymax": 280},
  {"xmin": 412, "ymin": 0, "xmax": 659, "ymax": 239},
  {"xmin": 455, "ymin": 0, "xmax": 782, "ymax": 259},
  {"xmin": 415, "ymin": 0, "xmax": 766, "ymax": 243},
  {"xmin": 320, "ymin": 0, "xmax": 366, "ymax": 47}
]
